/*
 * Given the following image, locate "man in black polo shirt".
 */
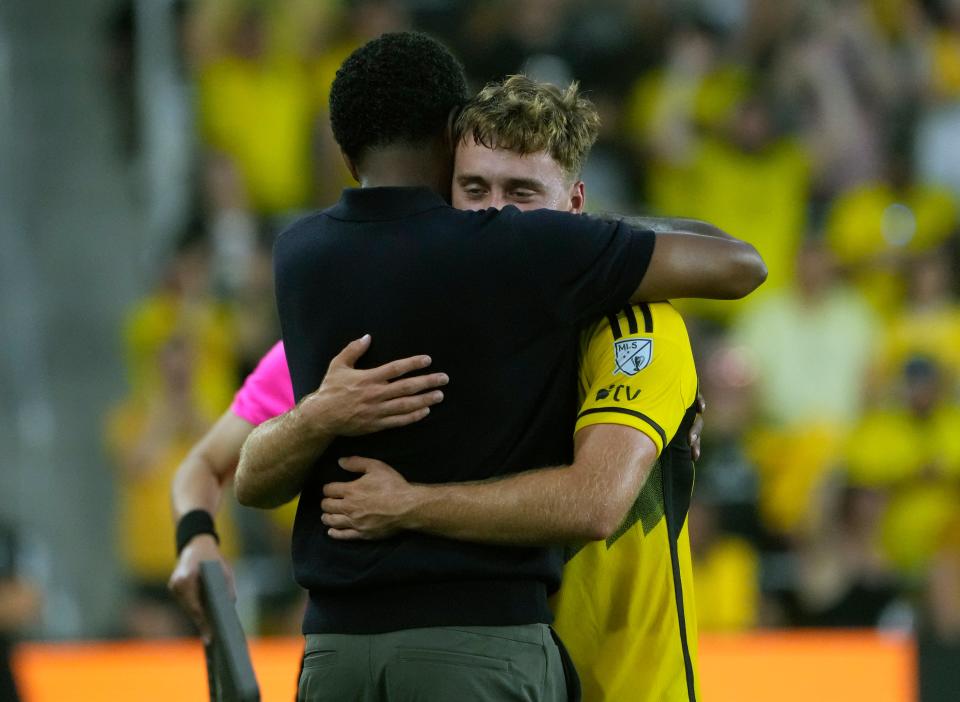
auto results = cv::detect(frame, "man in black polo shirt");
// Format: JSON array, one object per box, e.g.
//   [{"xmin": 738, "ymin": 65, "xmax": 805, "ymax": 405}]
[{"xmin": 235, "ymin": 32, "xmax": 765, "ymax": 701}]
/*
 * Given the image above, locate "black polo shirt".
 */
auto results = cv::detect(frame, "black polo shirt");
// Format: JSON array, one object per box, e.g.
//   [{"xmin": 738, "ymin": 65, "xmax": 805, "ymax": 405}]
[{"xmin": 274, "ymin": 186, "xmax": 655, "ymax": 634}]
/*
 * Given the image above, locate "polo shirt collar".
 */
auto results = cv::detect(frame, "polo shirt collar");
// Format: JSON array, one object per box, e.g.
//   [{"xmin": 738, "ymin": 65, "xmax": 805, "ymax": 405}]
[{"xmin": 326, "ymin": 187, "xmax": 449, "ymax": 222}]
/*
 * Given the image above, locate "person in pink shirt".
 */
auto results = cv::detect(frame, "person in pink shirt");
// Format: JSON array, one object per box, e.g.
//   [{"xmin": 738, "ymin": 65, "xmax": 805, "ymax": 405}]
[
  {"xmin": 230, "ymin": 341, "xmax": 296, "ymax": 428},
  {"xmin": 168, "ymin": 335, "xmax": 448, "ymax": 638}
]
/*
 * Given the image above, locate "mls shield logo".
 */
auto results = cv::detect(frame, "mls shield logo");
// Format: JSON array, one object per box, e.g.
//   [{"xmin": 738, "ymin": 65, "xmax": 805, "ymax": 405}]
[{"xmin": 614, "ymin": 337, "xmax": 653, "ymax": 376}]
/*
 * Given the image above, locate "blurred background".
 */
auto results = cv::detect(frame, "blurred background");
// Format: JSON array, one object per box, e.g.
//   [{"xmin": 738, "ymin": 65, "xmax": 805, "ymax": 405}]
[{"xmin": 1, "ymin": 0, "xmax": 960, "ymax": 698}]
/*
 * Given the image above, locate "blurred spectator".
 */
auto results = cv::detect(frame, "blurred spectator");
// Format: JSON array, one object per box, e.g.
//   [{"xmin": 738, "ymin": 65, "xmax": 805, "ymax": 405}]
[
  {"xmin": 795, "ymin": 480, "xmax": 901, "ymax": 628},
  {"xmin": 846, "ymin": 357, "xmax": 960, "ymax": 577},
  {"xmin": 733, "ymin": 241, "xmax": 877, "ymax": 537},
  {"xmin": 123, "ymin": 229, "xmax": 237, "ymax": 418},
  {"xmin": 772, "ymin": 10, "xmax": 891, "ymax": 201},
  {"xmin": 626, "ymin": 26, "xmax": 749, "ymax": 217},
  {"xmin": 690, "ymin": 495, "xmax": 761, "ymax": 632},
  {"xmin": 195, "ymin": 6, "xmax": 315, "ymax": 215},
  {"xmin": 107, "ymin": 336, "xmax": 239, "ymax": 638},
  {"xmin": 734, "ymin": 240, "xmax": 878, "ymax": 428},
  {"xmin": 309, "ymin": 0, "xmax": 410, "ymax": 205},
  {"xmin": 877, "ymin": 248, "xmax": 960, "ymax": 385},
  {"xmin": 825, "ymin": 155, "xmax": 958, "ymax": 314}
]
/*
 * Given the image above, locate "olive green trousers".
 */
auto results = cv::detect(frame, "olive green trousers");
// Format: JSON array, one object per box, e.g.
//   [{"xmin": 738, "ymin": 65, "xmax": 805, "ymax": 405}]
[{"xmin": 298, "ymin": 624, "xmax": 568, "ymax": 702}]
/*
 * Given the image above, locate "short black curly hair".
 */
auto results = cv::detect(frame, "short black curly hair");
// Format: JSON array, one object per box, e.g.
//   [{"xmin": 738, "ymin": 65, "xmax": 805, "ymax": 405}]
[{"xmin": 329, "ymin": 32, "xmax": 469, "ymax": 161}]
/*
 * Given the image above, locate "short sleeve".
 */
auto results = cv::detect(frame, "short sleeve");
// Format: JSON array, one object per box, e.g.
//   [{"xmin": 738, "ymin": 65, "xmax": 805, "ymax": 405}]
[
  {"xmin": 230, "ymin": 341, "xmax": 296, "ymax": 426},
  {"xmin": 510, "ymin": 209, "xmax": 656, "ymax": 326},
  {"xmin": 575, "ymin": 303, "xmax": 697, "ymax": 455}
]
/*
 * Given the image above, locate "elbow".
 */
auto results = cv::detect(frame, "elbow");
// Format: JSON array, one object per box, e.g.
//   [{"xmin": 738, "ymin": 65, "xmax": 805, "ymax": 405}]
[
  {"xmin": 581, "ymin": 510, "xmax": 622, "ymax": 542},
  {"xmin": 234, "ymin": 467, "xmax": 267, "ymax": 509},
  {"xmin": 727, "ymin": 243, "xmax": 768, "ymax": 299},
  {"xmin": 234, "ymin": 471, "xmax": 255, "ymax": 508}
]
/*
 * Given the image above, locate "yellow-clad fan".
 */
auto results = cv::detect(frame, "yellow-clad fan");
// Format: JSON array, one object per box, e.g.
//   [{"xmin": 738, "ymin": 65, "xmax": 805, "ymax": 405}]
[{"xmin": 552, "ymin": 302, "xmax": 700, "ymax": 702}]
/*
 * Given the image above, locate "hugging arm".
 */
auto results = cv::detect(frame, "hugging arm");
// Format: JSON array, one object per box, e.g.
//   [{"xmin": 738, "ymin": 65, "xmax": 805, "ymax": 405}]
[
  {"xmin": 620, "ymin": 216, "xmax": 768, "ymax": 302},
  {"xmin": 321, "ymin": 423, "xmax": 657, "ymax": 545},
  {"xmin": 234, "ymin": 336, "xmax": 449, "ymax": 509},
  {"xmin": 168, "ymin": 411, "xmax": 253, "ymax": 639}
]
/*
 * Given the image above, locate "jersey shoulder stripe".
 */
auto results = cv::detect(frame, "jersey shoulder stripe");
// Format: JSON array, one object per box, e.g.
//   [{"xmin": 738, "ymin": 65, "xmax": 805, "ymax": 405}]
[
  {"xmin": 623, "ymin": 304, "xmax": 639, "ymax": 334},
  {"xmin": 639, "ymin": 302, "xmax": 653, "ymax": 333},
  {"xmin": 577, "ymin": 406, "xmax": 667, "ymax": 447}
]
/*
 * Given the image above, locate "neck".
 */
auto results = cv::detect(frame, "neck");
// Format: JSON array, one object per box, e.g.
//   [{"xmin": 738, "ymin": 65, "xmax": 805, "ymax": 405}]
[{"xmin": 356, "ymin": 142, "xmax": 451, "ymax": 196}]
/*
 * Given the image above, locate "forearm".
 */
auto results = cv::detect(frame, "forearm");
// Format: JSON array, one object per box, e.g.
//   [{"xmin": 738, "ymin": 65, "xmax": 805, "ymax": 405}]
[
  {"xmin": 235, "ymin": 404, "xmax": 333, "ymax": 509},
  {"xmin": 405, "ymin": 437, "xmax": 649, "ymax": 546},
  {"xmin": 629, "ymin": 229, "xmax": 767, "ymax": 302},
  {"xmin": 172, "ymin": 452, "xmax": 228, "ymax": 520},
  {"xmin": 171, "ymin": 412, "xmax": 255, "ymax": 522},
  {"xmin": 406, "ymin": 467, "xmax": 607, "ymax": 545},
  {"xmin": 608, "ymin": 214, "xmax": 735, "ymax": 240}
]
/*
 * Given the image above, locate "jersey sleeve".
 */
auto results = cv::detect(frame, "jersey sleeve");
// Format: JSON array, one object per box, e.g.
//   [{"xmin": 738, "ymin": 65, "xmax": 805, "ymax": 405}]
[
  {"xmin": 230, "ymin": 341, "xmax": 296, "ymax": 426},
  {"xmin": 509, "ymin": 208, "xmax": 656, "ymax": 327},
  {"xmin": 576, "ymin": 303, "xmax": 697, "ymax": 455}
]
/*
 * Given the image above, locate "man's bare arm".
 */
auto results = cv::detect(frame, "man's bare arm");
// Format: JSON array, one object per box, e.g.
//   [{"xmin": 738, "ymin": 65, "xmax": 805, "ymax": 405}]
[
  {"xmin": 235, "ymin": 336, "xmax": 449, "ymax": 509},
  {"xmin": 172, "ymin": 412, "xmax": 252, "ymax": 520},
  {"xmin": 320, "ymin": 424, "xmax": 657, "ymax": 545},
  {"xmin": 169, "ymin": 411, "xmax": 253, "ymax": 639},
  {"xmin": 608, "ymin": 216, "xmax": 767, "ymax": 301},
  {"xmin": 611, "ymin": 215, "xmax": 733, "ymax": 240}
]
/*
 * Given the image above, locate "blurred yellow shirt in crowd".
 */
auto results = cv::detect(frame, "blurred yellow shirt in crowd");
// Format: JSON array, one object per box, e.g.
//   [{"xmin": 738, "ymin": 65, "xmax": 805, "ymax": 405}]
[
  {"xmin": 825, "ymin": 183, "xmax": 958, "ymax": 314},
  {"xmin": 124, "ymin": 293, "xmax": 237, "ymax": 420},
  {"xmin": 881, "ymin": 482, "xmax": 960, "ymax": 576},
  {"xmin": 686, "ymin": 137, "xmax": 810, "ymax": 297},
  {"xmin": 662, "ymin": 137, "xmax": 810, "ymax": 322},
  {"xmin": 879, "ymin": 306, "xmax": 960, "ymax": 384},
  {"xmin": 625, "ymin": 67, "xmax": 808, "ymax": 319},
  {"xmin": 106, "ymin": 406, "xmax": 239, "ymax": 582},
  {"xmin": 931, "ymin": 29, "xmax": 960, "ymax": 99},
  {"xmin": 748, "ymin": 425, "xmax": 845, "ymax": 535},
  {"xmin": 626, "ymin": 66, "xmax": 750, "ymax": 152},
  {"xmin": 846, "ymin": 405, "xmax": 960, "ymax": 575},
  {"xmin": 198, "ymin": 55, "xmax": 315, "ymax": 213},
  {"xmin": 693, "ymin": 536, "xmax": 759, "ymax": 632},
  {"xmin": 846, "ymin": 405, "xmax": 960, "ymax": 486},
  {"xmin": 732, "ymin": 287, "xmax": 877, "ymax": 429}
]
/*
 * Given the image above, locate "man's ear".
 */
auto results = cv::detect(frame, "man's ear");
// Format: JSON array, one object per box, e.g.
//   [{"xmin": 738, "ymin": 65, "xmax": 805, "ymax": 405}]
[
  {"xmin": 341, "ymin": 151, "xmax": 360, "ymax": 184},
  {"xmin": 569, "ymin": 181, "xmax": 586, "ymax": 214}
]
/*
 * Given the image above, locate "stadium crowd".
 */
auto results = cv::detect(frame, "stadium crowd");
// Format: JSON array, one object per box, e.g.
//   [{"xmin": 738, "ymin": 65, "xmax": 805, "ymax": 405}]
[{"xmin": 104, "ymin": 0, "xmax": 960, "ymax": 647}]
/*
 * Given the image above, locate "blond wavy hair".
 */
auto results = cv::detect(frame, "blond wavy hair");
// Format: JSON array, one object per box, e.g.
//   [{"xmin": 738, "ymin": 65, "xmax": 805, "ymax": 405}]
[{"xmin": 454, "ymin": 75, "xmax": 601, "ymax": 180}]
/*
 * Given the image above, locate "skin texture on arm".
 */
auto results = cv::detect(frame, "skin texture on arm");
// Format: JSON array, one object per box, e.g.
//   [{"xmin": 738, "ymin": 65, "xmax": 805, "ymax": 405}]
[
  {"xmin": 612, "ymin": 215, "xmax": 734, "ymax": 240},
  {"xmin": 320, "ymin": 423, "xmax": 658, "ymax": 545},
  {"xmin": 630, "ymin": 229, "xmax": 767, "ymax": 302},
  {"xmin": 168, "ymin": 411, "xmax": 253, "ymax": 640},
  {"xmin": 235, "ymin": 335, "xmax": 449, "ymax": 509}
]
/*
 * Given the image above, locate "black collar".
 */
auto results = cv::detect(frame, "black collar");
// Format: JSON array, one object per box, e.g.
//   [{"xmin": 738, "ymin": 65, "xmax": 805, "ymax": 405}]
[{"xmin": 325, "ymin": 187, "xmax": 449, "ymax": 222}]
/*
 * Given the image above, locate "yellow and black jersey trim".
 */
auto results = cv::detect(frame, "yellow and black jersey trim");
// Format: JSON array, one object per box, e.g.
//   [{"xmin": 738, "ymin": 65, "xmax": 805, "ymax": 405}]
[
  {"xmin": 577, "ymin": 406, "xmax": 667, "ymax": 447},
  {"xmin": 606, "ymin": 302, "xmax": 653, "ymax": 339}
]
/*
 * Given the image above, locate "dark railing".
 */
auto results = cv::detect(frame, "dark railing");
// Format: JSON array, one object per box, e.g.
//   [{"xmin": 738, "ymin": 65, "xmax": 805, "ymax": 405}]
[{"xmin": 199, "ymin": 561, "xmax": 260, "ymax": 702}]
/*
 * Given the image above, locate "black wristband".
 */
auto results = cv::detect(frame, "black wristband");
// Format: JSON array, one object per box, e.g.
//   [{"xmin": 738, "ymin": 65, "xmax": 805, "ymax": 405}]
[{"xmin": 175, "ymin": 510, "xmax": 219, "ymax": 555}]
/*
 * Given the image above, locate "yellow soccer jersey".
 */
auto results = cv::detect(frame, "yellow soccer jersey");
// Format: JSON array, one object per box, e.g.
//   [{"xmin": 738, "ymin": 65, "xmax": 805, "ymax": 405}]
[{"xmin": 551, "ymin": 302, "xmax": 701, "ymax": 702}]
